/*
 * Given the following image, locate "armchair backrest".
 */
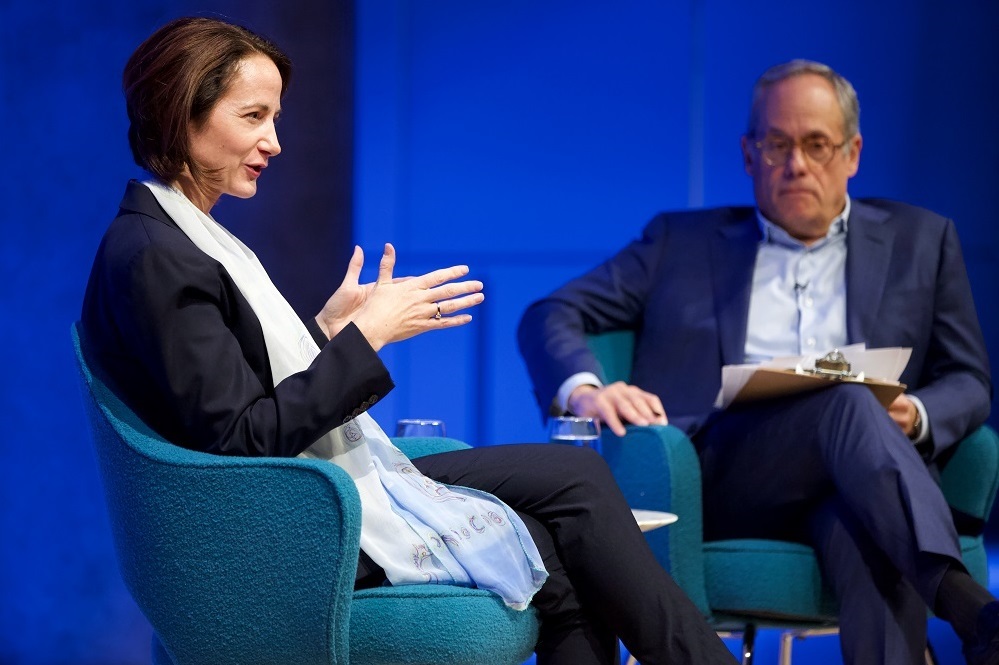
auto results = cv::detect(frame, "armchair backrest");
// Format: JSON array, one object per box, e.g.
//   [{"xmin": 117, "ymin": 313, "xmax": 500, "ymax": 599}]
[
  {"xmin": 72, "ymin": 322, "xmax": 361, "ymax": 665},
  {"xmin": 585, "ymin": 330, "xmax": 635, "ymax": 384}
]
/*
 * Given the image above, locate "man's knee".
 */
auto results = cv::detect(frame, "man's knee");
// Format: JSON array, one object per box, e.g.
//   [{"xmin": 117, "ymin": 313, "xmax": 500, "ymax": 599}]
[{"xmin": 811, "ymin": 383, "xmax": 892, "ymax": 434}]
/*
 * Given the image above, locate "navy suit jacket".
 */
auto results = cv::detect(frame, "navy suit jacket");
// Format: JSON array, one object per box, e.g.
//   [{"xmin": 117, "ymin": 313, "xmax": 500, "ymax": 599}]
[
  {"xmin": 518, "ymin": 199, "xmax": 991, "ymax": 460},
  {"xmin": 81, "ymin": 181, "xmax": 394, "ymax": 457}
]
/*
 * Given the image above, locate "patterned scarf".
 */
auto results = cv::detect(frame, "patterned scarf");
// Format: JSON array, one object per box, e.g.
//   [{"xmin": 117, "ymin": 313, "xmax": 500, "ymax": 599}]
[{"xmin": 144, "ymin": 180, "xmax": 547, "ymax": 609}]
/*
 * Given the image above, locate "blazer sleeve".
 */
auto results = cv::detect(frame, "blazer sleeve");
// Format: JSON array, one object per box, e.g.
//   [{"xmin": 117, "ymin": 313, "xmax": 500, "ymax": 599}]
[
  {"xmin": 909, "ymin": 218, "xmax": 992, "ymax": 459},
  {"xmin": 517, "ymin": 214, "xmax": 671, "ymax": 416},
  {"xmin": 98, "ymin": 228, "xmax": 394, "ymax": 458}
]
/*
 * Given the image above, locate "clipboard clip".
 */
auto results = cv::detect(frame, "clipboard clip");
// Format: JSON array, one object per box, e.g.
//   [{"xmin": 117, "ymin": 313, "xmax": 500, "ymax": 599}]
[{"xmin": 795, "ymin": 349, "xmax": 866, "ymax": 382}]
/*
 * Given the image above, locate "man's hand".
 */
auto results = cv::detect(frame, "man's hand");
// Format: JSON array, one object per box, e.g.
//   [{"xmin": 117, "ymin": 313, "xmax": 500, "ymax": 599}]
[
  {"xmin": 888, "ymin": 393, "xmax": 919, "ymax": 439},
  {"xmin": 567, "ymin": 382, "xmax": 668, "ymax": 437}
]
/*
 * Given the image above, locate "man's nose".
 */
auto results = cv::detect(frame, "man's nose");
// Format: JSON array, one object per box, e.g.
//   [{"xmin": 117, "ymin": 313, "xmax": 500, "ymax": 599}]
[{"xmin": 783, "ymin": 144, "xmax": 807, "ymax": 174}]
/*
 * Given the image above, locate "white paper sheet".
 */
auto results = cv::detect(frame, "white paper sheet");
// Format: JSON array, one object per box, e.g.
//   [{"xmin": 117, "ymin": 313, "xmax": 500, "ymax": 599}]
[{"xmin": 713, "ymin": 345, "xmax": 912, "ymax": 409}]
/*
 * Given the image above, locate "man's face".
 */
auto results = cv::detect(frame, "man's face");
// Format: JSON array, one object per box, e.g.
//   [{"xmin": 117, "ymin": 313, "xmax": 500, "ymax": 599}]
[{"xmin": 741, "ymin": 73, "xmax": 862, "ymax": 244}]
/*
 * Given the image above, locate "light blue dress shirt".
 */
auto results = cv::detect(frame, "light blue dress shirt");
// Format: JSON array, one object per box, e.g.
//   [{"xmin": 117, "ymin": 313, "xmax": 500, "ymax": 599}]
[{"xmin": 743, "ymin": 200, "xmax": 850, "ymax": 363}]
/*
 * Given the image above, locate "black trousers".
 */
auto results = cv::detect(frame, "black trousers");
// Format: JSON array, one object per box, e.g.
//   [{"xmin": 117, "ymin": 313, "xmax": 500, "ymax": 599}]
[{"xmin": 355, "ymin": 444, "xmax": 734, "ymax": 665}]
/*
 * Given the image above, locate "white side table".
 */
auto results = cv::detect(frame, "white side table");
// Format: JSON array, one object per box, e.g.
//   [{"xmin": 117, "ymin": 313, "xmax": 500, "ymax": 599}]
[{"xmin": 631, "ymin": 508, "xmax": 678, "ymax": 532}]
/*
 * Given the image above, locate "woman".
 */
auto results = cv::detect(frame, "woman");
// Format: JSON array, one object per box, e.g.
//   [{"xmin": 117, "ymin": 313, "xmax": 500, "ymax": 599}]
[{"xmin": 81, "ymin": 16, "xmax": 734, "ymax": 664}]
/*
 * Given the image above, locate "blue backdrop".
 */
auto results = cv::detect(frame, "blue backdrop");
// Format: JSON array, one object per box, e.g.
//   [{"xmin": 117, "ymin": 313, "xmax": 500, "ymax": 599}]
[{"xmin": 2, "ymin": 1, "xmax": 997, "ymax": 663}]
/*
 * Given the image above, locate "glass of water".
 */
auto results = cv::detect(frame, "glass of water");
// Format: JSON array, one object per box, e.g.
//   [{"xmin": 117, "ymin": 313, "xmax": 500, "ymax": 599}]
[
  {"xmin": 548, "ymin": 416, "xmax": 601, "ymax": 452},
  {"xmin": 395, "ymin": 419, "xmax": 446, "ymax": 438}
]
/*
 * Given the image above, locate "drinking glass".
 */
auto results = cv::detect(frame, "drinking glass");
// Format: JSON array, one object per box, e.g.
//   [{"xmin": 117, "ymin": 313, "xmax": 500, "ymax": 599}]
[
  {"xmin": 547, "ymin": 416, "xmax": 601, "ymax": 452},
  {"xmin": 395, "ymin": 419, "xmax": 446, "ymax": 438}
]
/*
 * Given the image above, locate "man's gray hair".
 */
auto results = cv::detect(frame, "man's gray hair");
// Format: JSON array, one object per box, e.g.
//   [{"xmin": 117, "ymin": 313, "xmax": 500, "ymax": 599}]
[{"xmin": 747, "ymin": 59, "xmax": 860, "ymax": 139}]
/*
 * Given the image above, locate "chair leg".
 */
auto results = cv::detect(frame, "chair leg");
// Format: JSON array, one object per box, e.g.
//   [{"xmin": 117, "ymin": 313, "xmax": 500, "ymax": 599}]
[
  {"xmin": 741, "ymin": 623, "xmax": 757, "ymax": 665},
  {"xmin": 778, "ymin": 630, "xmax": 794, "ymax": 665},
  {"xmin": 924, "ymin": 639, "xmax": 938, "ymax": 665},
  {"xmin": 775, "ymin": 626, "xmax": 840, "ymax": 665}
]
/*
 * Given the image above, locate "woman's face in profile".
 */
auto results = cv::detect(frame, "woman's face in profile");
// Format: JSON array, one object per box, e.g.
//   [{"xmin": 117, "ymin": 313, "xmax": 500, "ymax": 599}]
[{"xmin": 183, "ymin": 53, "xmax": 283, "ymax": 212}]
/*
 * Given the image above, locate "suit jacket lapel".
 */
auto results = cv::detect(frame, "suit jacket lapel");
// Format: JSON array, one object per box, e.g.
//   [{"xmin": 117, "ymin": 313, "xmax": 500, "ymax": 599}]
[
  {"xmin": 711, "ymin": 211, "xmax": 760, "ymax": 366},
  {"xmin": 846, "ymin": 200, "xmax": 894, "ymax": 343}
]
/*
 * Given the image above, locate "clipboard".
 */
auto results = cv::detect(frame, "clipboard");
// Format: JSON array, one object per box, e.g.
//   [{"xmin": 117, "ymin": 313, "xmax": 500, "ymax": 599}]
[{"xmin": 731, "ymin": 366, "xmax": 906, "ymax": 409}]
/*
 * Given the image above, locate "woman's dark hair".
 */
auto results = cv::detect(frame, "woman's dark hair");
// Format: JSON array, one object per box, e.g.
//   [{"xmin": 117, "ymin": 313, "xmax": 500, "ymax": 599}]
[{"xmin": 123, "ymin": 17, "xmax": 292, "ymax": 184}]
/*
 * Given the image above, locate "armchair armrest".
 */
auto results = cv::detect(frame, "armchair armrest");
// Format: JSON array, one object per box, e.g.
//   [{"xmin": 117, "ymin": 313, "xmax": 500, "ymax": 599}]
[
  {"xmin": 601, "ymin": 425, "xmax": 710, "ymax": 615},
  {"xmin": 393, "ymin": 437, "xmax": 473, "ymax": 459},
  {"xmin": 940, "ymin": 425, "xmax": 999, "ymax": 533}
]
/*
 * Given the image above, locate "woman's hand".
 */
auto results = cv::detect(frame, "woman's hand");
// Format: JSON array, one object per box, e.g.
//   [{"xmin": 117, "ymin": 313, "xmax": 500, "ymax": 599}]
[
  {"xmin": 315, "ymin": 245, "xmax": 377, "ymax": 340},
  {"xmin": 350, "ymin": 243, "xmax": 484, "ymax": 351}
]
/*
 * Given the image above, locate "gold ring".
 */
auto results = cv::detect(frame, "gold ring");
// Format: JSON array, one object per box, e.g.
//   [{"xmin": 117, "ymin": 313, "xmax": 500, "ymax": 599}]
[{"xmin": 435, "ymin": 304, "xmax": 442, "ymax": 320}]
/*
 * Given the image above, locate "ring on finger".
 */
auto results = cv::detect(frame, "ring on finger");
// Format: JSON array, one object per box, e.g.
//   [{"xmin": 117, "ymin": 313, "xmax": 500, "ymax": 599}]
[{"xmin": 434, "ymin": 303, "xmax": 442, "ymax": 320}]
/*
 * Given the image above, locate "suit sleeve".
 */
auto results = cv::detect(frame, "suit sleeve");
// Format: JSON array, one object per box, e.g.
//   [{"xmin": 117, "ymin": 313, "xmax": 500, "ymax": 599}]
[
  {"xmin": 517, "ymin": 214, "xmax": 670, "ymax": 417},
  {"xmin": 111, "ymin": 236, "xmax": 394, "ymax": 458},
  {"xmin": 910, "ymin": 219, "xmax": 992, "ymax": 459}
]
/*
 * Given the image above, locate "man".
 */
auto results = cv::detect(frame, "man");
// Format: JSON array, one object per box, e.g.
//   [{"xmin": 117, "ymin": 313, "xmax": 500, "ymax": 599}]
[{"xmin": 518, "ymin": 60, "xmax": 999, "ymax": 664}]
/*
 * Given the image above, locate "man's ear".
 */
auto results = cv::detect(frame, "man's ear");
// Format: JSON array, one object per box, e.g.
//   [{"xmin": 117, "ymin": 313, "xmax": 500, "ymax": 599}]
[{"xmin": 846, "ymin": 133, "xmax": 863, "ymax": 178}]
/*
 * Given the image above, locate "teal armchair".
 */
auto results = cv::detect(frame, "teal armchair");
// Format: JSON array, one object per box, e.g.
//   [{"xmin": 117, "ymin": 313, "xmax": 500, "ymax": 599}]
[
  {"xmin": 588, "ymin": 330, "xmax": 999, "ymax": 664},
  {"xmin": 73, "ymin": 323, "xmax": 538, "ymax": 665}
]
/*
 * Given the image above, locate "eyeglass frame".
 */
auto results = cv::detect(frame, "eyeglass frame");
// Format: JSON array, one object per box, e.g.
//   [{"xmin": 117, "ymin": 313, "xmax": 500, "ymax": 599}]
[{"xmin": 751, "ymin": 132, "xmax": 853, "ymax": 167}]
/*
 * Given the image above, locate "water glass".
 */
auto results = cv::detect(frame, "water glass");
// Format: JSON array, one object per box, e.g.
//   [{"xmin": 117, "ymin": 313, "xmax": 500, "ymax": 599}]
[
  {"xmin": 395, "ymin": 419, "xmax": 446, "ymax": 438},
  {"xmin": 547, "ymin": 416, "xmax": 601, "ymax": 452}
]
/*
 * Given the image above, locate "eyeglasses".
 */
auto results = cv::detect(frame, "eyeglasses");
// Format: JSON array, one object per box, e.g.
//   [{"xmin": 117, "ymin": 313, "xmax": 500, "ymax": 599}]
[{"xmin": 753, "ymin": 134, "xmax": 849, "ymax": 167}]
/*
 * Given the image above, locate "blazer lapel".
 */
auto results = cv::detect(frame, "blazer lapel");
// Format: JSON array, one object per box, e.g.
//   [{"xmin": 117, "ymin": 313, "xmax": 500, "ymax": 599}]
[
  {"xmin": 711, "ymin": 211, "xmax": 761, "ymax": 366},
  {"xmin": 845, "ymin": 201, "xmax": 894, "ymax": 343}
]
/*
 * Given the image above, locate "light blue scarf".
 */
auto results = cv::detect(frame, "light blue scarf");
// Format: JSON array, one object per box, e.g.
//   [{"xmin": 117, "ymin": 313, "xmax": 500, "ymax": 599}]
[{"xmin": 145, "ymin": 180, "xmax": 547, "ymax": 609}]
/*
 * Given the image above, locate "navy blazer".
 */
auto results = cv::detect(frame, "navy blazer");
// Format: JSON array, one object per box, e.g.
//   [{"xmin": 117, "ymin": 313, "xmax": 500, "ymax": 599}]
[
  {"xmin": 518, "ymin": 199, "xmax": 991, "ymax": 459},
  {"xmin": 81, "ymin": 181, "xmax": 394, "ymax": 457}
]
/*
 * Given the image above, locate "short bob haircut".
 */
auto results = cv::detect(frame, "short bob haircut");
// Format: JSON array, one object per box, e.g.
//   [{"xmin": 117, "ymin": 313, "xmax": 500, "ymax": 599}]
[{"xmin": 123, "ymin": 17, "xmax": 292, "ymax": 185}]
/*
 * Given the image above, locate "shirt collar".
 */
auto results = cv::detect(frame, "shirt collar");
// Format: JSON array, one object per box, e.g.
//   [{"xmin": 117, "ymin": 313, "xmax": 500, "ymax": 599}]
[{"xmin": 756, "ymin": 195, "xmax": 851, "ymax": 249}]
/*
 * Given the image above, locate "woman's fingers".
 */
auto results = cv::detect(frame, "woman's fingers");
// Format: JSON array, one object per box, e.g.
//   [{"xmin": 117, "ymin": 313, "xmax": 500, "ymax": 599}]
[
  {"xmin": 426, "ymin": 279, "xmax": 484, "ymax": 304},
  {"xmin": 340, "ymin": 245, "xmax": 364, "ymax": 287},
  {"xmin": 376, "ymin": 243, "xmax": 396, "ymax": 284},
  {"xmin": 352, "ymin": 244, "xmax": 487, "ymax": 350},
  {"xmin": 411, "ymin": 264, "xmax": 471, "ymax": 289},
  {"xmin": 433, "ymin": 292, "xmax": 485, "ymax": 318}
]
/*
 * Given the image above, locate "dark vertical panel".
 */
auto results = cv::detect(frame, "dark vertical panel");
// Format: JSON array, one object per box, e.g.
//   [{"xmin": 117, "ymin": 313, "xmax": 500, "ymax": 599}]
[
  {"xmin": 208, "ymin": 1, "xmax": 356, "ymax": 318},
  {"xmin": 0, "ymin": 1, "xmax": 353, "ymax": 662}
]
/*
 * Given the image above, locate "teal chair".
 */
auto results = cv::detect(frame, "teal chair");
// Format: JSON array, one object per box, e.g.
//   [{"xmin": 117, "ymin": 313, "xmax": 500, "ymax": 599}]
[
  {"xmin": 72, "ymin": 323, "xmax": 539, "ymax": 665},
  {"xmin": 587, "ymin": 330, "xmax": 999, "ymax": 665}
]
